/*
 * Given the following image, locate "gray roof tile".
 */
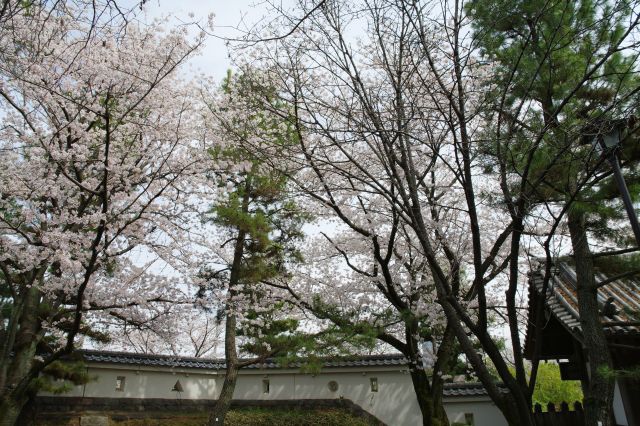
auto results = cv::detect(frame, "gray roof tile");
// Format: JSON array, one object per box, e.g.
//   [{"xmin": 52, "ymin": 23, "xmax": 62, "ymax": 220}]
[
  {"xmin": 442, "ymin": 383, "xmax": 507, "ymax": 397},
  {"xmin": 529, "ymin": 261, "xmax": 640, "ymax": 338},
  {"xmin": 79, "ymin": 350, "xmax": 408, "ymax": 370}
]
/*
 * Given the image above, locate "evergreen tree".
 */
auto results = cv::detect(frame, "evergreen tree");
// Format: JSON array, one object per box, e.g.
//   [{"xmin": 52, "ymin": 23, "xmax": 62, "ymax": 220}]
[
  {"xmin": 201, "ymin": 73, "xmax": 309, "ymax": 426},
  {"xmin": 467, "ymin": 1, "xmax": 640, "ymax": 424}
]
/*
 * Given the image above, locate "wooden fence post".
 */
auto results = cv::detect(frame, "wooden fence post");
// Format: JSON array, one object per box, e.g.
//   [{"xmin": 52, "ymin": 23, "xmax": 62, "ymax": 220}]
[{"xmin": 532, "ymin": 400, "xmax": 584, "ymax": 426}]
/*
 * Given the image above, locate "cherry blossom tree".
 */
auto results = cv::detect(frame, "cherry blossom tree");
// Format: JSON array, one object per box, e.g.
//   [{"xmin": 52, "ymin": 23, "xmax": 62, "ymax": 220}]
[
  {"xmin": 229, "ymin": 0, "xmax": 640, "ymax": 425},
  {"xmin": 0, "ymin": 2, "xmax": 213, "ymax": 423},
  {"xmin": 286, "ymin": 222, "xmax": 470, "ymax": 426},
  {"xmin": 94, "ymin": 304, "xmax": 224, "ymax": 357},
  {"xmin": 219, "ymin": 50, "xmax": 479, "ymax": 426}
]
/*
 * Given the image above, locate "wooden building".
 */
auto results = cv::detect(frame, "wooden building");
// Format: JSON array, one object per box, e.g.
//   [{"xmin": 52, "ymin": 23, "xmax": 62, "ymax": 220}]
[{"xmin": 524, "ymin": 261, "xmax": 640, "ymax": 426}]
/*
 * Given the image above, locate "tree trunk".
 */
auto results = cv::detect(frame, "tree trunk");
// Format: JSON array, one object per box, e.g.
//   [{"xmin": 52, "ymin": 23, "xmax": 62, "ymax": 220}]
[
  {"xmin": 0, "ymin": 285, "xmax": 41, "ymax": 426},
  {"xmin": 418, "ymin": 324, "xmax": 458, "ymax": 426},
  {"xmin": 207, "ymin": 187, "xmax": 249, "ymax": 426},
  {"xmin": 409, "ymin": 368, "xmax": 449, "ymax": 426},
  {"xmin": 0, "ymin": 360, "xmax": 38, "ymax": 426},
  {"xmin": 568, "ymin": 209, "xmax": 614, "ymax": 426},
  {"xmin": 207, "ymin": 310, "xmax": 239, "ymax": 426},
  {"xmin": 435, "ymin": 291, "xmax": 535, "ymax": 426},
  {"xmin": 0, "ymin": 395, "xmax": 23, "ymax": 426}
]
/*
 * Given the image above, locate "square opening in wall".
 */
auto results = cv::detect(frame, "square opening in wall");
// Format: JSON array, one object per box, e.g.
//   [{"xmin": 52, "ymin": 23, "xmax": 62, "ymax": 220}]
[
  {"xmin": 464, "ymin": 413, "xmax": 474, "ymax": 426},
  {"xmin": 115, "ymin": 376, "xmax": 126, "ymax": 392},
  {"xmin": 370, "ymin": 377, "xmax": 378, "ymax": 392}
]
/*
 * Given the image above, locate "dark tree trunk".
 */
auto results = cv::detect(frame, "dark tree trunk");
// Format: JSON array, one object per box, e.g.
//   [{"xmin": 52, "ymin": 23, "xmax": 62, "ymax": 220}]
[
  {"xmin": 568, "ymin": 209, "xmax": 614, "ymax": 426},
  {"xmin": 0, "ymin": 379, "xmax": 35, "ymax": 426},
  {"xmin": 0, "ymin": 396, "xmax": 23, "ymax": 426},
  {"xmin": 428, "ymin": 327, "xmax": 456, "ymax": 426},
  {"xmin": 207, "ymin": 186, "xmax": 249, "ymax": 426},
  {"xmin": 436, "ymin": 293, "xmax": 535, "ymax": 426},
  {"xmin": 0, "ymin": 285, "xmax": 41, "ymax": 426},
  {"xmin": 401, "ymin": 310, "xmax": 452, "ymax": 426},
  {"xmin": 409, "ymin": 368, "xmax": 449, "ymax": 426},
  {"xmin": 207, "ymin": 310, "xmax": 239, "ymax": 426}
]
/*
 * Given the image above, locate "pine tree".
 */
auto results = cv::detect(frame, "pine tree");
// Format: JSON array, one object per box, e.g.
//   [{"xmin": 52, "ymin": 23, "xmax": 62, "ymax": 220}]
[
  {"xmin": 467, "ymin": 1, "xmax": 639, "ymax": 424},
  {"xmin": 201, "ymin": 72, "xmax": 309, "ymax": 426}
]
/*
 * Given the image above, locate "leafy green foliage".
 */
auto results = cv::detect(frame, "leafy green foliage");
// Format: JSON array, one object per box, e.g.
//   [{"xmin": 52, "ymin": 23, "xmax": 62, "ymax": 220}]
[
  {"xmin": 200, "ymin": 72, "xmax": 313, "ymax": 364},
  {"xmin": 532, "ymin": 363, "xmax": 583, "ymax": 408},
  {"xmin": 205, "ymin": 72, "xmax": 308, "ymax": 291},
  {"xmin": 598, "ymin": 364, "xmax": 640, "ymax": 381},
  {"xmin": 468, "ymin": 0, "xmax": 640, "ymax": 234},
  {"xmin": 31, "ymin": 359, "xmax": 94, "ymax": 395},
  {"xmin": 593, "ymin": 253, "xmax": 640, "ymax": 276}
]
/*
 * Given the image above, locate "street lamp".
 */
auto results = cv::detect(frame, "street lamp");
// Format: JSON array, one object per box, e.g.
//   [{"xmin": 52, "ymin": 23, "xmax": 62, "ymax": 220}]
[{"xmin": 589, "ymin": 124, "xmax": 640, "ymax": 247}]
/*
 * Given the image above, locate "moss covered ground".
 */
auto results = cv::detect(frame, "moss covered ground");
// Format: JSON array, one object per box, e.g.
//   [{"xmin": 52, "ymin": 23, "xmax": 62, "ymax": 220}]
[{"xmin": 35, "ymin": 407, "xmax": 375, "ymax": 426}]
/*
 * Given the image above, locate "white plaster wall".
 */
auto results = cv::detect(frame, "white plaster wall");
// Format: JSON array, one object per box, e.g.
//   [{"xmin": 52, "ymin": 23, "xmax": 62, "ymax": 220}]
[
  {"xmin": 444, "ymin": 399, "xmax": 508, "ymax": 426},
  {"xmin": 613, "ymin": 380, "xmax": 629, "ymax": 426},
  {"xmin": 42, "ymin": 364, "xmax": 507, "ymax": 426},
  {"xmin": 233, "ymin": 369, "xmax": 423, "ymax": 425},
  {"xmin": 82, "ymin": 368, "xmax": 218, "ymax": 400},
  {"xmin": 233, "ymin": 371, "xmax": 293, "ymax": 400},
  {"xmin": 47, "ymin": 367, "xmax": 219, "ymax": 400}
]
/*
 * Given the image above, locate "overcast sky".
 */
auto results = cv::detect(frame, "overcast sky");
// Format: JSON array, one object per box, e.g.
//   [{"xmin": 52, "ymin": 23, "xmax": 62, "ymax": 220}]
[{"xmin": 138, "ymin": 0, "xmax": 280, "ymax": 81}]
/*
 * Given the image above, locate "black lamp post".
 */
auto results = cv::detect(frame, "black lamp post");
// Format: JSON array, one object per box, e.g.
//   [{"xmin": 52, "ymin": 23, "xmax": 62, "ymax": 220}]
[{"xmin": 591, "ymin": 127, "xmax": 640, "ymax": 247}]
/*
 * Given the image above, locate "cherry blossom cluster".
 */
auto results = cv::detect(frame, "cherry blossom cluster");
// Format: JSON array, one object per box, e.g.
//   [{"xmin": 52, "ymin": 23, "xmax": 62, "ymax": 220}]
[{"xmin": 0, "ymin": 1, "xmax": 217, "ymax": 354}]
